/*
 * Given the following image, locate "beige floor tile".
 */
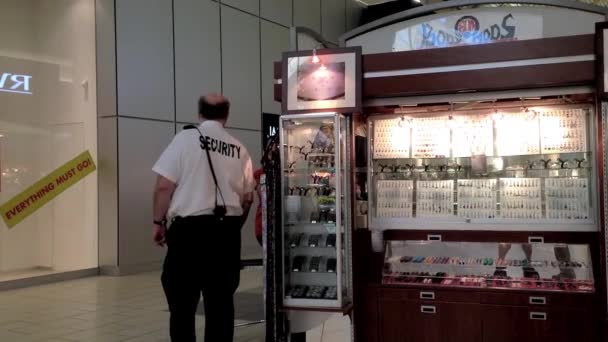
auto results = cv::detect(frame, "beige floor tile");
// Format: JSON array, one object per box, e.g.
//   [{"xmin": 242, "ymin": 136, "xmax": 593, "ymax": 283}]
[{"xmin": 0, "ymin": 270, "xmax": 364, "ymax": 342}]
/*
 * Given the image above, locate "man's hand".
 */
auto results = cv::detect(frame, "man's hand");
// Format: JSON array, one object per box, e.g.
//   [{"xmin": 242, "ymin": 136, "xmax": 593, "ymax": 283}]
[{"xmin": 153, "ymin": 224, "xmax": 167, "ymax": 247}]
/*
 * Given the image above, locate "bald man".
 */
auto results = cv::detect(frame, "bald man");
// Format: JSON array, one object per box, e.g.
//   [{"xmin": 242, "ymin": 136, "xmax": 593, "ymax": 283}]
[{"xmin": 152, "ymin": 94, "xmax": 255, "ymax": 342}]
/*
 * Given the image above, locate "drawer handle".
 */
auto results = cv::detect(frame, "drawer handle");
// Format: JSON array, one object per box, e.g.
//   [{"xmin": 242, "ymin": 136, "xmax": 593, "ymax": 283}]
[
  {"xmin": 427, "ymin": 234, "xmax": 442, "ymax": 241},
  {"xmin": 421, "ymin": 305, "xmax": 436, "ymax": 314},
  {"xmin": 420, "ymin": 291, "xmax": 435, "ymax": 300},
  {"xmin": 530, "ymin": 312, "xmax": 547, "ymax": 321},
  {"xmin": 528, "ymin": 236, "xmax": 544, "ymax": 243},
  {"xmin": 529, "ymin": 296, "xmax": 546, "ymax": 305}
]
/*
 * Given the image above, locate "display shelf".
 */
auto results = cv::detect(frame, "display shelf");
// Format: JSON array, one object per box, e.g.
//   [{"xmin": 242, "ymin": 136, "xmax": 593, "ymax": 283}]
[
  {"xmin": 280, "ymin": 113, "xmax": 352, "ymax": 310},
  {"xmin": 457, "ymin": 179, "xmax": 497, "ymax": 219},
  {"xmin": 416, "ymin": 180, "xmax": 454, "ymax": 217},
  {"xmin": 382, "ymin": 241, "xmax": 594, "ymax": 293},
  {"xmin": 368, "ymin": 106, "xmax": 596, "ymax": 231}
]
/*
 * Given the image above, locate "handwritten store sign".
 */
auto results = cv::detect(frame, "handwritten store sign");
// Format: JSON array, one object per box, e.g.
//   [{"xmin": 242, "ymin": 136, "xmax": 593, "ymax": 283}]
[
  {"xmin": 393, "ymin": 11, "xmax": 543, "ymax": 51},
  {"xmin": 0, "ymin": 151, "xmax": 96, "ymax": 228}
]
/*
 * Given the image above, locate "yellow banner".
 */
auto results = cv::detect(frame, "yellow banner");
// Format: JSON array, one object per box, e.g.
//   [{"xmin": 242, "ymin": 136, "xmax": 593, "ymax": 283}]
[{"xmin": 0, "ymin": 151, "xmax": 96, "ymax": 229}]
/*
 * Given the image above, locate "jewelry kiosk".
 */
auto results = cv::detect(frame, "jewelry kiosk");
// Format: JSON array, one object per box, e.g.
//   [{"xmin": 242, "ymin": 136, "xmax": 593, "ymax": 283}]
[{"xmin": 273, "ymin": 1, "xmax": 608, "ymax": 341}]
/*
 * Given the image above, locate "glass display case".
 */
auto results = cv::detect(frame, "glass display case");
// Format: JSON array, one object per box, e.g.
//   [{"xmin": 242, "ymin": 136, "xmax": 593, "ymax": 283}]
[
  {"xmin": 368, "ymin": 103, "xmax": 598, "ymax": 231},
  {"xmin": 383, "ymin": 240, "xmax": 595, "ymax": 293},
  {"xmin": 280, "ymin": 113, "xmax": 352, "ymax": 309}
]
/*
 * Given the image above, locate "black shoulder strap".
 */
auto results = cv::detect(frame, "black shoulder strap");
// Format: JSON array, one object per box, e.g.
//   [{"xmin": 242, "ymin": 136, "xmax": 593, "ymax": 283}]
[{"xmin": 191, "ymin": 126, "xmax": 226, "ymax": 209}]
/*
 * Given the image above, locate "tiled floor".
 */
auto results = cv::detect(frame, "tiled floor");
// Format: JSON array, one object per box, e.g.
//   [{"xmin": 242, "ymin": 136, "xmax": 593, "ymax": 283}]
[{"xmin": 0, "ymin": 270, "xmax": 350, "ymax": 342}]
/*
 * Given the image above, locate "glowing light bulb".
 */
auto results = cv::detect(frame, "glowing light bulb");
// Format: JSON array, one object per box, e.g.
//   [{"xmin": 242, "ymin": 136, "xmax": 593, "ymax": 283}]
[
  {"xmin": 312, "ymin": 49, "xmax": 320, "ymax": 64},
  {"xmin": 492, "ymin": 111, "xmax": 503, "ymax": 122}
]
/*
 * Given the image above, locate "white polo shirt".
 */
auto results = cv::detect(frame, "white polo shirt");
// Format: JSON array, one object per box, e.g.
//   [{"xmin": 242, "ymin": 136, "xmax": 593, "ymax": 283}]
[{"xmin": 153, "ymin": 120, "xmax": 255, "ymax": 220}]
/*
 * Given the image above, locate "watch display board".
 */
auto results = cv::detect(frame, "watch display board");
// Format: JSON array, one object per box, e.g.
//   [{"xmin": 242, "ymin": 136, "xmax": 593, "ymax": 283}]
[
  {"xmin": 411, "ymin": 117, "xmax": 451, "ymax": 158},
  {"xmin": 416, "ymin": 180, "xmax": 454, "ymax": 217},
  {"xmin": 376, "ymin": 180, "xmax": 414, "ymax": 218},
  {"xmin": 452, "ymin": 115, "xmax": 494, "ymax": 158},
  {"xmin": 499, "ymin": 178, "xmax": 542, "ymax": 220},
  {"xmin": 457, "ymin": 179, "xmax": 497, "ymax": 220},
  {"xmin": 495, "ymin": 112, "xmax": 541, "ymax": 156},
  {"xmin": 539, "ymin": 108, "xmax": 587, "ymax": 154},
  {"xmin": 373, "ymin": 117, "xmax": 411, "ymax": 159},
  {"xmin": 368, "ymin": 104, "xmax": 596, "ymax": 231},
  {"xmin": 383, "ymin": 241, "xmax": 595, "ymax": 293},
  {"xmin": 545, "ymin": 178, "xmax": 590, "ymax": 220}
]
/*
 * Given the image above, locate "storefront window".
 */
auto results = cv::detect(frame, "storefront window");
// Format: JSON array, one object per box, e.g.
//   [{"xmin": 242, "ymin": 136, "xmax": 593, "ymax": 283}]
[{"xmin": 0, "ymin": 0, "xmax": 97, "ymax": 281}]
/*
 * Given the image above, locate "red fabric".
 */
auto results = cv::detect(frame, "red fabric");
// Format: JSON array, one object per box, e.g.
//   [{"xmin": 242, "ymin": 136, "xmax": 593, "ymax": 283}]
[{"xmin": 254, "ymin": 168, "xmax": 264, "ymax": 240}]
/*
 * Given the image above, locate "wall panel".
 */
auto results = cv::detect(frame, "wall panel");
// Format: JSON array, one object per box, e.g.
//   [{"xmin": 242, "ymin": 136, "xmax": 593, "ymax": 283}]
[
  {"xmin": 221, "ymin": 0, "xmax": 259, "ymax": 16},
  {"xmin": 116, "ymin": 0, "xmax": 174, "ymax": 120},
  {"xmin": 261, "ymin": 21, "xmax": 289, "ymax": 114},
  {"xmin": 174, "ymin": 0, "xmax": 221, "ymax": 123},
  {"xmin": 322, "ymin": 0, "xmax": 346, "ymax": 44},
  {"xmin": 221, "ymin": 6, "xmax": 261, "ymax": 130},
  {"xmin": 118, "ymin": 117, "xmax": 174, "ymax": 268},
  {"xmin": 295, "ymin": 0, "xmax": 321, "ymax": 33},
  {"xmin": 261, "ymin": 0, "xmax": 292, "ymax": 27}
]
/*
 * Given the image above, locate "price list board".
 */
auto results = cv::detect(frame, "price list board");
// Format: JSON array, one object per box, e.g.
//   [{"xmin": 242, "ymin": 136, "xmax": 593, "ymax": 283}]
[
  {"xmin": 452, "ymin": 115, "xmax": 494, "ymax": 157},
  {"xmin": 373, "ymin": 118, "xmax": 410, "ymax": 159},
  {"xmin": 495, "ymin": 113, "xmax": 540, "ymax": 156},
  {"xmin": 540, "ymin": 108, "xmax": 587, "ymax": 154},
  {"xmin": 411, "ymin": 117, "xmax": 451, "ymax": 158}
]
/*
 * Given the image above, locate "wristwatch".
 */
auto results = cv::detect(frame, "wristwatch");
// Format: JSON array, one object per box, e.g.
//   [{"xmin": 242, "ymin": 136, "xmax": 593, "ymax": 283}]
[{"xmin": 154, "ymin": 218, "xmax": 167, "ymax": 226}]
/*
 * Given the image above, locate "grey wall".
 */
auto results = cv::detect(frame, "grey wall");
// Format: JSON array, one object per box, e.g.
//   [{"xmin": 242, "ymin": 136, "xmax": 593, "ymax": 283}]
[{"xmin": 97, "ymin": 0, "xmax": 364, "ymax": 273}]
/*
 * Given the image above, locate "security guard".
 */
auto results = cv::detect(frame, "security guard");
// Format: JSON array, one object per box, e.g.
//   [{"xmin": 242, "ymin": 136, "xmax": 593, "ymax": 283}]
[{"xmin": 152, "ymin": 94, "xmax": 255, "ymax": 342}]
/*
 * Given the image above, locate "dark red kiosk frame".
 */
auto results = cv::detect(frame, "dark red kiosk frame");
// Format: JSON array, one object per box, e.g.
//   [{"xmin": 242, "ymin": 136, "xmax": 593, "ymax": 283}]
[{"xmin": 274, "ymin": 27, "xmax": 608, "ymax": 342}]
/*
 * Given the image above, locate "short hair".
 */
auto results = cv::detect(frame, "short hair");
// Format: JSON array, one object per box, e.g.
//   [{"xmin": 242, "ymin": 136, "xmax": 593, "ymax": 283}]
[{"xmin": 198, "ymin": 96, "xmax": 230, "ymax": 120}]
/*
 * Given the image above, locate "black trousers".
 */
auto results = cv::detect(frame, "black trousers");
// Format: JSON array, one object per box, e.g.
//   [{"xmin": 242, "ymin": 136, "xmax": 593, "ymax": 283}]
[{"xmin": 161, "ymin": 215, "xmax": 242, "ymax": 342}]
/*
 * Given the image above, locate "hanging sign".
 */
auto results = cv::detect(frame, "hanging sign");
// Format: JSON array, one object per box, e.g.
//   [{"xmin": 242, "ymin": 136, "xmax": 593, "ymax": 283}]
[
  {"xmin": 393, "ymin": 10, "xmax": 543, "ymax": 51},
  {"xmin": 283, "ymin": 47, "xmax": 362, "ymax": 114},
  {"xmin": 0, "ymin": 151, "xmax": 96, "ymax": 228}
]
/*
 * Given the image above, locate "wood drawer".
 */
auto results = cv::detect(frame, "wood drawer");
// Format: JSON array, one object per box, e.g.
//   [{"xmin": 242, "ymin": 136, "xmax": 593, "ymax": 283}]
[
  {"xmin": 480, "ymin": 291, "xmax": 594, "ymax": 308},
  {"xmin": 380, "ymin": 287, "xmax": 480, "ymax": 303},
  {"xmin": 379, "ymin": 288, "xmax": 416, "ymax": 300},
  {"xmin": 415, "ymin": 289, "xmax": 481, "ymax": 303}
]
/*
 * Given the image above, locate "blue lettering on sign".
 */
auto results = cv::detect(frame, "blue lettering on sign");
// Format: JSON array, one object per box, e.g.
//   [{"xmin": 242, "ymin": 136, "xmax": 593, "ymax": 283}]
[
  {"xmin": 0, "ymin": 73, "xmax": 32, "ymax": 95},
  {"xmin": 420, "ymin": 14, "xmax": 516, "ymax": 49}
]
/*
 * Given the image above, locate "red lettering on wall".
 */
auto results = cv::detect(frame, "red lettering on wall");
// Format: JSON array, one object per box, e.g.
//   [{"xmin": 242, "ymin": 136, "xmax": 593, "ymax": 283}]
[
  {"xmin": 55, "ymin": 168, "xmax": 77, "ymax": 186},
  {"xmin": 77, "ymin": 160, "xmax": 90, "ymax": 171}
]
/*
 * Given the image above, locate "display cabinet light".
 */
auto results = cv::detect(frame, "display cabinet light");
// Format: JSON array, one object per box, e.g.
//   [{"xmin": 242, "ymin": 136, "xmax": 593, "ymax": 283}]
[
  {"xmin": 524, "ymin": 107, "xmax": 538, "ymax": 121},
  {"xmin": 491, "ymin": 109, "xmax": 503, "ymax": 122},
  {"xmin": 312, "ymin": 49, "xmax": 320, "ymax": 64}
]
